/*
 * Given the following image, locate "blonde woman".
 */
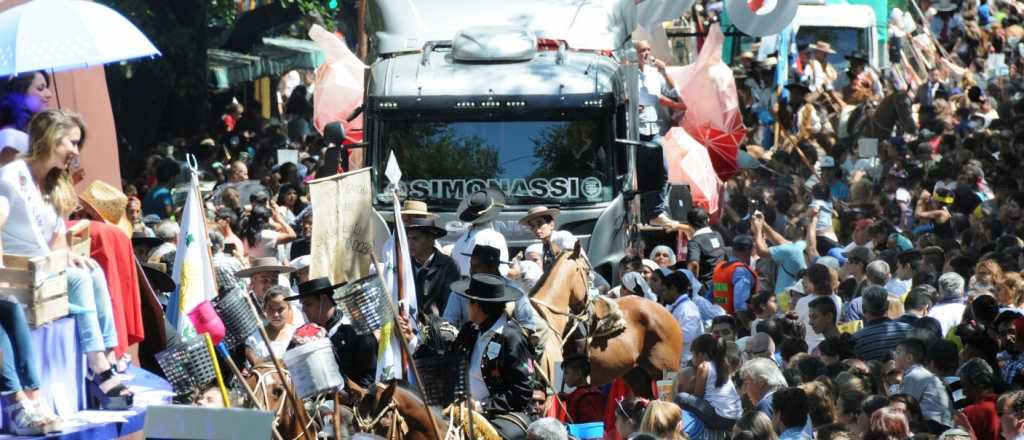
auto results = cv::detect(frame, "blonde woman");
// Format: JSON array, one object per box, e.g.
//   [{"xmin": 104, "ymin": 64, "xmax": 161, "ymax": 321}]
[
  {"xmin": 639, "ymin": 400, "xmax": 686, "ymax": 440},
  {"xmin": 0, "ymin": 110, "xmax": 130, "ymax": 411},
  {"xmin": 998, "ymin": 272, "xmax": 1024, "ymax": 308}
]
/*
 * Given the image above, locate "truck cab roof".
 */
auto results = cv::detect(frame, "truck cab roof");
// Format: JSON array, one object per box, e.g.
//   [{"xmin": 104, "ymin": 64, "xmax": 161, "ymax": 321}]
[{"xmin": 368, "ymin": 43, "xmax": 623, "ymax": 100}]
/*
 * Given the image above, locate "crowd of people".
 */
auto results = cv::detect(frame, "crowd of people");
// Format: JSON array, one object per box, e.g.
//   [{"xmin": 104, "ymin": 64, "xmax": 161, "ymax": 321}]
[{"xmin": 7, "ymin": 0, "xmax": 1024, "ymax": 439}]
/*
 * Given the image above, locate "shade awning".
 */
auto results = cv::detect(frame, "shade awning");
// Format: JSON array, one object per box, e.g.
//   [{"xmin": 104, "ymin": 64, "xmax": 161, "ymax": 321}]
[
  {"xmin": 208, "ymin": 49, "xmax": 263, "ymax": 91},
  {"xmin": 255, "ymin": 36, "xmax": 325, "ymax": 78}
]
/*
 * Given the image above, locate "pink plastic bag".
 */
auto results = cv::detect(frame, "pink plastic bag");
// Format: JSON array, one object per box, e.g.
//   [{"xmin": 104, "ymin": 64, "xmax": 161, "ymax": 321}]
[
  {"xmin": 188, "ymin": 300, "xmax": 226, "ymax": 346},
  {"xmin": 309, "ymin": 25, "xmax": 366, "ymax": 137},
  {"xmin": 661, "ymin": 127, "xmax": 722, "ymax": 216},
  {"xmin": 665, "ymin": 24, "xmax": 746, "ymax": 181}
]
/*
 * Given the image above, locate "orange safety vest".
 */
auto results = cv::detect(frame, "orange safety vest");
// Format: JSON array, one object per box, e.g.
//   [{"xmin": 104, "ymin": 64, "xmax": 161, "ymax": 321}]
[{"xmin": 711, "ymin": 260, "xmax": 758, "ymax": 314}]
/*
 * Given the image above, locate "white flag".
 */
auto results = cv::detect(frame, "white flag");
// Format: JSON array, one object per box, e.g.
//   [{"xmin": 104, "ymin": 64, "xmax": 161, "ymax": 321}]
[
  {"xmin": 167, "ymin": 164, "xmax": 218, "ymax": 339},
  {"xmin": 375, "ymin": 159, "xmax": 418, "ymax": 382}
]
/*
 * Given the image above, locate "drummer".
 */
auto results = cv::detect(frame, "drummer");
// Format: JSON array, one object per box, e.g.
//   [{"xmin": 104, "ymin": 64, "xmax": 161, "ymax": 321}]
[{"xmin": 285, "ymin": 277, "xmax": 379, "ymax": 388}]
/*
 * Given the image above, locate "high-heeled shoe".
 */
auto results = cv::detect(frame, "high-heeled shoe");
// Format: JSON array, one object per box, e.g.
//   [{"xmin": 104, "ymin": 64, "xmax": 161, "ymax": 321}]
[
  {"xmin": 87, "ymin": 368, "xmax": 134, "ymax": 410},
  {"xmin": 3, "ymin": 399, "xmax": 47, "ymax": 435}
]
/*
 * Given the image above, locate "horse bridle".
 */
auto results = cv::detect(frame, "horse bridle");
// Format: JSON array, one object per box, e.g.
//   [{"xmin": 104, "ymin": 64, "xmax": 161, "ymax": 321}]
[{"xmin": 354, "ymin": 400, "xmax": 408, "ymax": 440}]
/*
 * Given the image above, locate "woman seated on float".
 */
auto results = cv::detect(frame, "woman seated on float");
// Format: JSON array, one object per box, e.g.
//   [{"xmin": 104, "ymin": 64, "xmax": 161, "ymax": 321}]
[
  {"xmin": 0, "ymin": 110, "xmax": 131, "ymax": 411},
  {"xmin": 673, "ymin": 333, "xmax": 742, "ymax": 430}
]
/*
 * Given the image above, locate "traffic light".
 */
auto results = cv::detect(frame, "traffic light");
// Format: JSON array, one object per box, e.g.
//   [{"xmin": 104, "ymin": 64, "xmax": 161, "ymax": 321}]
[{"xmin": 328, "ymin": 0, "xmax": 338, "ymax": 9}]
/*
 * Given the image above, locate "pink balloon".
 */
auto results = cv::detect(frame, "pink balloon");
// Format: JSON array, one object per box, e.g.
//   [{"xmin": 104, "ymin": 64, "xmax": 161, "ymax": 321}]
[
  {"xmin": 188, "ymin": 300, "xmax": 226, "ymax": 346},
  {"xmin": 661, "ymin": 127, "xmax": 722, "ymax": 217},
  {"xmin": 309, "ymin": 25, "xmax": 366, "ymax": 138}
]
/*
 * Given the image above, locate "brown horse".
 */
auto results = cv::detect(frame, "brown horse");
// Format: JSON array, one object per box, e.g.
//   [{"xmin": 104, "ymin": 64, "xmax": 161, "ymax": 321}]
[
  {"xmin": 530, "ymin": 244, "xmax": 682, "ymax": 398},
  {"xmin": 243, "ymin": 362, "xmax": 310, "ymax": 440},
  {"xmin": 351, "ymin": 381, "xmax": 448, "ymax": 440}
]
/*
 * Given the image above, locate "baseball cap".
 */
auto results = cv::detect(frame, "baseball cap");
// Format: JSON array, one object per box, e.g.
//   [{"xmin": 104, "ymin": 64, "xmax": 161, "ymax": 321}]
[{"xmin": 843, "ymin": 246, "xmax": 875, "ymax": 263}]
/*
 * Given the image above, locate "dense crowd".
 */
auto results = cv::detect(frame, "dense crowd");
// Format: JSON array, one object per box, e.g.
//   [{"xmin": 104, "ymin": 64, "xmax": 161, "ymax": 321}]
[{"xmin": 7, "ymin": 0, "xmax": 1024, "ymax": 439}]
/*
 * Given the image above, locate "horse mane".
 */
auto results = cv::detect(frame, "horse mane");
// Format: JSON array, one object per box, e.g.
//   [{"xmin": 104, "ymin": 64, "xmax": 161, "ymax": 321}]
[{"xmin": 528, "ymin": 250, "xmax": 573, "ymax": 297}]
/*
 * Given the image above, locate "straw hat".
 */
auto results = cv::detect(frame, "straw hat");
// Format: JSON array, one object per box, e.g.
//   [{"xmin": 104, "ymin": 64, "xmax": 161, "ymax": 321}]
[
  {"xmin": 236, "ymin": 257, "xmax": 297, "ymax": 277},
  {"xmin": 402, "ymin": 200, "xmax": 438, "ymax": 219},
  {"xmin": 78, "ymin": 179, "xmax": 132, "ymax": 238},
  {"xmin": 809, "ymin": 41, "xmax": 837, "ymax": 54},
  {"xmin": 518, "ymin": 206, "xmax": 560, "ymax": 226}
]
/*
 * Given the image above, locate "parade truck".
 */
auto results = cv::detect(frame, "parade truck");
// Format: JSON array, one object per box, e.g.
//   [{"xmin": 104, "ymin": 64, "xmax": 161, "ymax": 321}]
[{"xmin": 362, "ymin": 0, "xmax": 643, "ymax": 279}]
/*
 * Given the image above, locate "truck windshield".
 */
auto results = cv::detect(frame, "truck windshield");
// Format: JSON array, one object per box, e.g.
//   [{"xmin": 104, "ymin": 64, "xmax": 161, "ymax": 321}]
[
  {"xmin": 379, "ymin": 118, "xmax": 615, "ymax": 207},
  {"xmin": 797, "ymin": 26, "xmax": 869, "ymax": 73}
]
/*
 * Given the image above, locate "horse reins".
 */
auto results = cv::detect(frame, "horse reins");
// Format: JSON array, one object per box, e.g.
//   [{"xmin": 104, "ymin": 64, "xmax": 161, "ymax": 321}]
[
  {"xmin": 354, "ymin": 401, "xmax": 409, "ymax": 440},
  {"xmin": 250, "ymin": 367, "xmax": 316, "ymax": 440}
]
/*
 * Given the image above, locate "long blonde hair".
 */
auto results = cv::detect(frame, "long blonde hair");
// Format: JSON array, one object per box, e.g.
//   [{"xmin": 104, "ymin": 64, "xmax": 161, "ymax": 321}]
[
  {"xmin": 639, "ymin": 401, "xmax": 685, "ymax": 440},
  {"xmin": 26, "ymin": 109, "xmax": 86, "ymax": 217}
]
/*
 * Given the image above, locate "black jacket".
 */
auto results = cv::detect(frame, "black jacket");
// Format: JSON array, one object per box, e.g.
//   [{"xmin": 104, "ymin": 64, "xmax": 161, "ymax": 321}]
[
  {"xmin": 688, "ymin": 229, "xmax": 726, "ymax": 282},
  {"xmin": 451, "ymin": 316, "xmax": 534, "ymax": 414},
  {"xmin": 412, "ymin": 252, "xmax": 461, "ymax": 318},
  {"xmin": 320, "ymin": 310, "xmax": 379, "ymax": 389}
]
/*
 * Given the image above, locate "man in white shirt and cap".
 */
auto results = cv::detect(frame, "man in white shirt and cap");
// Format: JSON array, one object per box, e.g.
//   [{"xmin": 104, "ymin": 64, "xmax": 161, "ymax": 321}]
[{"xmin": 451, "ymin": 189, "xmax": 510, "ymax": 277}]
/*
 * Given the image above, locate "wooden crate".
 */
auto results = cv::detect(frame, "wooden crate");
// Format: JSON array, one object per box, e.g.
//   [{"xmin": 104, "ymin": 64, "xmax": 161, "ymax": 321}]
[
  {"xmin": 67, "ymin": 220, "xmax": 91, "ymax": 258},
  {"xmin": 0, "ymin": 250, "xmax": 70, "ymax": 327}
]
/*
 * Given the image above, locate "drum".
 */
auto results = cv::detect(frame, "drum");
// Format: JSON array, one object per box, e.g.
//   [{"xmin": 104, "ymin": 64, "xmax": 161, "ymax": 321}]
[{"xmin": 282, "ymin": 338, "xmax": 344, "ymax": 398}]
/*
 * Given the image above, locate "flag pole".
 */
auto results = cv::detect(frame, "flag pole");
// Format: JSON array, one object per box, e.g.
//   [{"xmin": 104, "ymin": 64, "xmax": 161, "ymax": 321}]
[
  {"xmin": 369, "ymin": 249, "xmax": 443, "ymax": 440},
  {"xmin": 203, "ymin": 332, "xmax": 232, "ymax": 408}
]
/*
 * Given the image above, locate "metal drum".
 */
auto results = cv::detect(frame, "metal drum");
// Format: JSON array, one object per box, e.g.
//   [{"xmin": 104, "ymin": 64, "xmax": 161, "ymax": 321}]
[
  {"xmin": 281, "ymin": 338, "xmax": 344, "ymax": 398},
  {"xmin": 333, "ymin": 274, "xmax": 392, "ymax": 335}
]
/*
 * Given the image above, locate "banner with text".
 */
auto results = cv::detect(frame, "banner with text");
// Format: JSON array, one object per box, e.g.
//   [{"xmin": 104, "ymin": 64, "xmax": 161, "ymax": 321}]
[{"xmin": 309, "ymin": 167, "xmax": 374, "ymax": 284}]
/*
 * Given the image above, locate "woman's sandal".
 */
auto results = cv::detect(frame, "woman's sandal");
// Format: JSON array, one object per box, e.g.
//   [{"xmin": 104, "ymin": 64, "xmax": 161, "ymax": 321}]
[
  {"xmin": 87, "ymin": 368, "xmax": 134, "ymax": 410},
  {"xmin": 3, "ymin": 399, "xmax": 48, "ymax": 435},
  {"xmin": 30, "ymin": 399, "xmax": 63, "ymax": 433}
]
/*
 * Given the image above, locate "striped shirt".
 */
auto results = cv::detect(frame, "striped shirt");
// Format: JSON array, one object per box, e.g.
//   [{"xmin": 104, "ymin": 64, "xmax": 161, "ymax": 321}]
[{"xmin": 853, "ymin": 318, "xmax": 912, "ymax": 362}]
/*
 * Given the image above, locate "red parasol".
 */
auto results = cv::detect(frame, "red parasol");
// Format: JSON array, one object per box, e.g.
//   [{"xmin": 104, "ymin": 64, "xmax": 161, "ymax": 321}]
[{"xmin": 666, "ymin": 24, "xmax": 747, "ymax": 181}]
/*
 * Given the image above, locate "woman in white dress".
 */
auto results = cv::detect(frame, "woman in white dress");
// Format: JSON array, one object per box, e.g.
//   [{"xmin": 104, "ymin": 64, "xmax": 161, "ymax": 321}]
[{"xmin": 245, "ymin": 286, "xmax": 296, "ymax": 365}]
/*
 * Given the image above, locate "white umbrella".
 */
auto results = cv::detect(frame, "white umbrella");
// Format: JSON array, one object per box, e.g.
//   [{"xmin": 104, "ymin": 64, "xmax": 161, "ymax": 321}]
[{"xmin": 0, "ymin": 0, "xmax": 160, "ymax": 76}]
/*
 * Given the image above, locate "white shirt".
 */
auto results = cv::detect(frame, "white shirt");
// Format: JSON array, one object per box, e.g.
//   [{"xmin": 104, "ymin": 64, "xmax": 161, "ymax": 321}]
[
  {"xmin": 0, "ymin": 160, "xmax": 63, "ymax": 257},
  {"xmin": 886, "ymin": 277, "xmax": 912, "ymax": 298},
  {"xmin": 245, "ymin": 324, "xmax": 296, "ymax": 361},
  {"xmin": 451, "ymin": 224, "xmax": 509, "ymax": 277},
  {"xmin": 794, "ymin": 293, "xmax": 843, "ymax": 352},
  {"xmin": 638, "ymin": 64, "xmax": 673, "ymax": 136},
  {"xmin": 0, "ymin": 128, "xmax": 28, "ymax": 155},
  {"xmin": 469, "ymin": 315, "xmax": 507, "ymax": 403},
  {"xmin": 703, "ymin": 364, "xmax": 742, "ymax": 418},
  {"xmin": 670, "ymin": 295, "xmax": 704, "ymax": 365},
  {"xmin": 930, "ymin": 301, "xmax": 966, "ymax": 337}
]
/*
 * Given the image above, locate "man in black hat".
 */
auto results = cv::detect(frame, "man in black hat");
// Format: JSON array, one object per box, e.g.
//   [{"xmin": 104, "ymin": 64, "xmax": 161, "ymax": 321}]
[
  {"xmin": 286, "ymin": 277, "xmax": 379, "ymax": 388},
  {"xmin": 443, "ymin": 245, "xmax": 539, "ymax": 331},
  {"xmin": 451, "ymin": 189, "xmax": 510, "ymax": 277},
  {"xmin": 845, "ymin": 50, "xmax": 881, "ymax": 104},
  {"xmin": 406, "ymin": 217, "xmax": 460, "ymax": 318},
  {"xmin": 449, "ymin": 274, "xmax": 536, "ymax": 440}
]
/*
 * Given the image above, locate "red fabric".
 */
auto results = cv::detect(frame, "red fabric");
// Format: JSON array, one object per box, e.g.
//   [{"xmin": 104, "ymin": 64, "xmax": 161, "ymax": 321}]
[
  {"xmin": 964, "ymin": 393, "xmax": 1000, "ymax": 440},
  {"xmin": 602, "ymin": 378, "xmax": 657, "ymax": 440},
  {"xmin": 73, "ymin": 221, "xmax": 145, "ymax": 356},
  {"xmin": 748, "ymin": 0, "xmax": 764, "ymax": 11},
  {"xmin": 562, "ymin": 386, "xmax": 606, "ymax": 423}
]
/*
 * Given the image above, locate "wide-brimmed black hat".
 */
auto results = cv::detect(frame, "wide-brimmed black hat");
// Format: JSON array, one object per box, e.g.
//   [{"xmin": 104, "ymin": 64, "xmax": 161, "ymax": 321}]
[
  {"xmin": 450, "ymin": 274, "xmax": 521, "ymax": 303},
  {"xmin": 845, "ymin": 51, "xmax": 869, "ymax": 64},
  {"xmin": 141, "ymin": 262, "xmax": 175, "ymax": 292},
  {"xmin": 456, "ymin": 188, "xmax": 507, "ymax": 224},
  {"xmin": 132, "ymin": 234, "xmax": 163, "ymax": 250},
  {"xmin": 461, "ymin": 244, "xmax": 510, "ymax": 267},
  {"xmin": 405, "ymin": 217, "xmax": 446, "ymax": 238},
  {"xmin": 284, "ymin": 277, "xmax": 347, "ymax": 301}
]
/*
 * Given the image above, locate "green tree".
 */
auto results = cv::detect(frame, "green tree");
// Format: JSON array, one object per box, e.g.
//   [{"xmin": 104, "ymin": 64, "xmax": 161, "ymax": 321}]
[
  {"xmin": 528, "ymin": 121, "xmax": 607, "ymax": 180},
  {"xmin": 386, "ymin": 123, "xmax": 502, "ymax": 181}
]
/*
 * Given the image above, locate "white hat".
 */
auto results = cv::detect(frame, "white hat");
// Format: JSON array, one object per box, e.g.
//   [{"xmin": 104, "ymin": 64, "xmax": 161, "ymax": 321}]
[
  {"xmin": 289, "ymin": 255, "xmax": 311, "ymax": 271},
  {"xmin": 934, "ymin": 0, "xmax": 958, "ymax": 12},
  {"xmin": 818, "ymin": 155, "xmax": 836, "ymax": 168}
]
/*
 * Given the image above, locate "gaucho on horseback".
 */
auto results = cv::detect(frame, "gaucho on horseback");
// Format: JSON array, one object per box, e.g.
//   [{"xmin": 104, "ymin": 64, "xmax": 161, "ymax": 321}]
[{"xmin": 449, "ymin": 273, "xmax": 536, "ymax": 440}]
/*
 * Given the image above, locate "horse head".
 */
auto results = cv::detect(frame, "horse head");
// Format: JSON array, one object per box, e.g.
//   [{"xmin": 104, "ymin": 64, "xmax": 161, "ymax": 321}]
[
  {"xmin": 354, "ymin": 381, "xmax": 444, "ymax": 440},
  {"xmin": 531, "ymin": 241, "xmax": 592, "ymax": 315}
]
